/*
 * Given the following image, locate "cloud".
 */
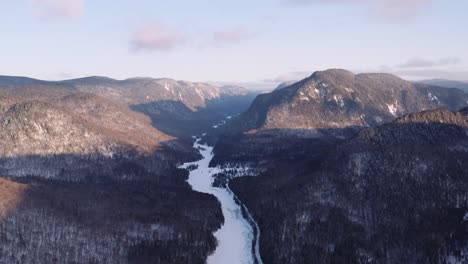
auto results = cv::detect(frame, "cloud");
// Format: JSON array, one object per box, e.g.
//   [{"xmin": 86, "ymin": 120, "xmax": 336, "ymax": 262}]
[
  {"xmin": 283, "ymin": 0, "xmax": 432, "ymax": 20},
  {"xmin": 399, "ymin": 58, "xmax": 435, "ymax": 68},
  {"xmin": 213, "ymin": 28, "xmax": 255, "ymax": 44},
  {"xmin": 369, "ymin": 64, "xmax": 468, "ymax": 81},
  {"xmin": 32, "ymin": 0, "xmax": 84, "ymax": 18},
  {"xmin": 438, "ymin": 57, "xmax": 462, "ymax": 65},
  {"xmin": 399, "ymin": 57, "xmax": 462, "ymax": 68},
  {"xmin": 263, "ymin": 71, "xmax": 311, "ymax": 83},
  {"xmin": 393, "ymin": 69, "xmax": 468, "ymax": 81},
  {"xmin": 130, "ymin": 23, "xmax": 186, "ymax": 52}
]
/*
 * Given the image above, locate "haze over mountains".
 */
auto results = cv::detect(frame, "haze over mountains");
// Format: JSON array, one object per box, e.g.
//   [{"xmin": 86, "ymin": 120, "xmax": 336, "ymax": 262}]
[
  {"xmin": 0, "ymin": 69, "xmax": 467, "ymax": 263},
  {"xmin": 418, "ymin": 79, "xmax": 468, "ymax": 94}
]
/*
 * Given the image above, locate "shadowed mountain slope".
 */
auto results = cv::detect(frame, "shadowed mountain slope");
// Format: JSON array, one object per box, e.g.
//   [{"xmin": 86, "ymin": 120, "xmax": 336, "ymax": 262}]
[{"xmin": 231, "ymin": 107, "xmax": 468, "ymax": 264}]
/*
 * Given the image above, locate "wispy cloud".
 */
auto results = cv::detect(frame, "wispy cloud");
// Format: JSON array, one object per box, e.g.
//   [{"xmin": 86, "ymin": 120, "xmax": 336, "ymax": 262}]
[
  {"xmin": 283, "ymin": 0, "xmax": 432, "ymax": 20},
  {"xmin": 373, "ymin": 57, "xmax": 467, "ymax": 80},
  {"xmin": 263, "ymin": 71, "xmax": 311, "ymax": 83},
  {"xmin": 393, "ymin": 69, "xmax": 468, "ymax": 81},
  {"xmin": 130, "ymin": 23, "xmax": 186, "ymax": 52},
  {"xmin": 212, "ymin": 28, "xmax": 256, "ymax": 44},
  {"xmin": 399, "ymin": 57, "xmax": 462, "ymax": 68},
  {"xmin": 32, "ymin": 0, "xmax": 84, "ymax": 19}
]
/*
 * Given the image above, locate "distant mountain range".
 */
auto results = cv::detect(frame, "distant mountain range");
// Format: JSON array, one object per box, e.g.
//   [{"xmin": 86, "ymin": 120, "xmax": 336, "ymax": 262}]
[
  {"xmin": 418, "ymin": 79, "xmax": 468, "ymax": 93},
  {"xmin": 0, "ymin": 75, "xmax": 258, "ymax": 137}
]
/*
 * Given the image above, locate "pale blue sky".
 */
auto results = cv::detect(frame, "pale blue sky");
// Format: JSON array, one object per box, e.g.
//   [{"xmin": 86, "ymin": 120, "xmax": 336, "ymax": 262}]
[{"xmin": 1, "ymin": 0, "xmax": 467, "ymax": 89}]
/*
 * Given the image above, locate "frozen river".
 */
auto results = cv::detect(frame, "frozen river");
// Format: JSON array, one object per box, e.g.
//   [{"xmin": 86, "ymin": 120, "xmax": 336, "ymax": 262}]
[{"xmin": 179, "ymin": 137, "xmax": 263, "ymax": 264}]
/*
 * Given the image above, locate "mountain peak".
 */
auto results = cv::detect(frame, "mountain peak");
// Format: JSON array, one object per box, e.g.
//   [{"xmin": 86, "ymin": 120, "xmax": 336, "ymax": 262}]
[{"xmin": 231, "ymin": 70, "xmax": 468, "ymax": 135}]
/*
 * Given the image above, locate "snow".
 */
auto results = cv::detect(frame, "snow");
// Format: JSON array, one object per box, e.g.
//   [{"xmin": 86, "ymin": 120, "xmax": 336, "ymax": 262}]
[
  {"xmin": 195, "ymin": 88, "xmax": 204, "ymax": 99},
  {"xmin": 212, "ymin": 120, "xmax": 227, "ymax": 128},
  {"xmin": 428, "ymin": 92, "xmax": 440, "ymax": 103},
  {"xmin": 463, "ymin": 212, "xmax": 468, "ymax": 222},
  {"xmin": 387, "ymin": 103, "xmax": 398, "ymax": 117},
  {"xmin": 179, "ymin": 139, "xmax": 263, "ymax": 264},
  {"xmin": 298, "ymin": 92, "xmax": 310, "ymax": 101},
  {"xmin": 333, "ymin": 95, "xmax": 345, "ymax": 108},
  {"xmin": 164, "ymin": 83, "xmax": 170, "ymax": 91},
  {"xmin": 344, "ymin": 87, "xmax": 354, "ymax": 93}
]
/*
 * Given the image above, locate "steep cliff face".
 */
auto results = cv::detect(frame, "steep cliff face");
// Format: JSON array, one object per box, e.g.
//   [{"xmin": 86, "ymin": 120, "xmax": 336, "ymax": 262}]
[{"xmin": 231, "ymin": 107, "xmax": 468, "ymax": 264}]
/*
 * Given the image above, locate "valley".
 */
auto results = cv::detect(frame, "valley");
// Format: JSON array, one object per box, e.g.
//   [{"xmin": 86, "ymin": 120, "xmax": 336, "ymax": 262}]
[
  {"xmin": 4, "ymin": 2, "xmax": 468, "ymax": 263},
  {"xmin": 0, "ymin": 70, "xmax": 467, "ymax": 263}
]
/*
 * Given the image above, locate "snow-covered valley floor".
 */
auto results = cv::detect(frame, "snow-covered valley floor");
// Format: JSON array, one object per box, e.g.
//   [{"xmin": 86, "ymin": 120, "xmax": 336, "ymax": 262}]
[{"xmin": 179, "ymin": 138, "xmax": 263, "ymax": 264}]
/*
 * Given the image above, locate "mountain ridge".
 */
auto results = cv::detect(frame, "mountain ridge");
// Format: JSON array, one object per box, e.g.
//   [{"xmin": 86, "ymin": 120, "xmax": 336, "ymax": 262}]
[{"xmin": 230, "ymin": 69, "xmax": 468, "ymax": 135}]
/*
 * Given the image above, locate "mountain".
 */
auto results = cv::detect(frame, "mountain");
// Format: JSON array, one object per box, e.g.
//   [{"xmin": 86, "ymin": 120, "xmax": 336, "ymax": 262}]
[
  {"xmin": 273, "ymin": 80, "xmax": 297, "ymax": 91},
  {"xmin": 0, "ymin": 92, "xmax": 197, "ymax": 181},
  {"xmin": 0, "ymin": 79, "xmax": 226, "ymax": 263},
  {"xmin": 232, "ymin": 69, "xmax": 468, "ymax": 135},
  {"xmin": 61, "ymin": 76, "xmax": 258, "ymax": 137},
  {"xmin": 230, "ymin": 107, "xmax": 468, "ymax": 264},
  {"xmin": 418, "ymin": 79, "xmax": 468, "ymax": 93},
  {"xmin": 212, "ymin": 69, "xmax": 468, "ymax": 166},
  {"xmin": 0, "ymin": 75, "xmax": 258, "ymax": 138}
]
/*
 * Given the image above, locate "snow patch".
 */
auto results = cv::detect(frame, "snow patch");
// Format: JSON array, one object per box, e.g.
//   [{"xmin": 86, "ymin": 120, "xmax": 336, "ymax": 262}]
[
  {"xmin": 213, "ymin": 120, "xmax": 227, "ymax": 128},
  {"xmin": 333, "ymin": 95, "xmax": 345, "ymax": 108},
  {"xmin": 464, "ymin": 212, "xmax": 468, "ymax": 222},
  {"xmin": 195, "ymin": 88, "xmax": 204, "ymax": 99},
  {"xmin": 428, "ymin": 92, "xmax": 440, "ymax": 103},
  {"xmin": 387, "ymin": 103, "xmax": 398, "ymax": 117},
  {"xmin": 344, "ymin": 87, "xmax": 354, "ymax": 93},
  {"xmin": 298, "ymin": 91, "xmax": 310, "ymax": 101}
]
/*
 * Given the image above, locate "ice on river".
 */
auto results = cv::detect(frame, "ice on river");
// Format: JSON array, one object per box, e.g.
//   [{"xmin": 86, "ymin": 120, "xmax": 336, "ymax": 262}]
[{"xmin": 179, "ymin": 138, "xmax": 258, "ymax": 264}]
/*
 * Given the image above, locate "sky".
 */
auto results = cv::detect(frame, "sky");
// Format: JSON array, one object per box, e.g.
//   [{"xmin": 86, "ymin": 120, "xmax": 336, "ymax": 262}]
[{"xmin": 1, "ymin": 0, "xmax": 467, "ymax": 89}]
